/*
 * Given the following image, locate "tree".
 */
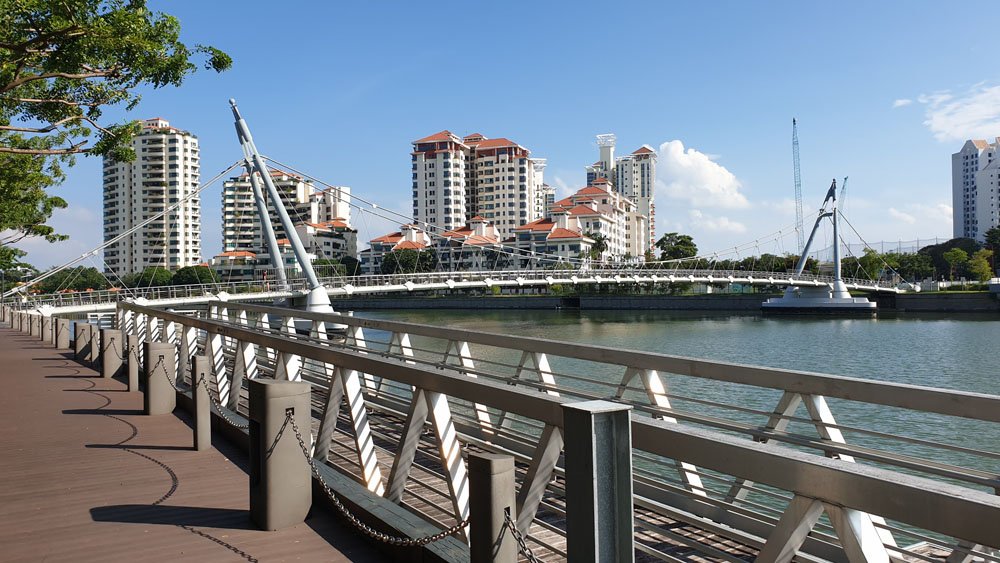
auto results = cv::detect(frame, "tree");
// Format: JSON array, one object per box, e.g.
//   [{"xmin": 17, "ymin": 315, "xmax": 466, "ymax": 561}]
[
  {"xmin": 919, "ymin": 238, "xmax": 980, "ymax": 279},
  {"xmin": 655, "ymin": 232, "xmax": 697, "ymax": 261},
  {"xmin": 584, "ymin": 232, "xmax": 608, "ymax": 261},
  {"xmin": 380, "ymin": 249, "xmax": 438, "ymax": 275},
  {"xmin": 1, "ymin": 0, "xmax": 231, "ymax": 244},
  {"xmin": 312, "ymin": 258, "xmax": 346, "ymax": 278},
  {"xmin": 892, "ymin": 252, "xmax": 933, "ymax": 281},
  {"xmin": 124, "ymin": 266, "xmax": 172, "ymax": 287},
  {"xmin": 967, "ymin": 249, "xmax": 994, "ymax": 282},
  {"xmin": 171, "ymin": 265, "xmax": 218, "ymax": 285},
  {"xmin": 340, "ymin": 255, "xmax": 361, "ymax": 276},
  {"xmin": 984, "ymin": 226, "xmax": 1000, "ymax": 274},
  {"xmin": 942, "ymin": 248, "xmax": 969, "ymax": 281},
  {"xmin": 36, "ymin": 265, "xmax": 107, "ymax": 292}
]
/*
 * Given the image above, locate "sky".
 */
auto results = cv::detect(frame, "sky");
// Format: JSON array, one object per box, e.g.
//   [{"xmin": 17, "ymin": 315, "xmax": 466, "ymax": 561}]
[{"xmin": 15, "ymin": 0, "xmax": 1000, "ymax": 268}]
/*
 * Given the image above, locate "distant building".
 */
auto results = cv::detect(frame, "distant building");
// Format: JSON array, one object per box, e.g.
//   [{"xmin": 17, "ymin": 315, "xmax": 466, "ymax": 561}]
[
  {"xmin": 436, "ymin": 217, "xmax": 502, "ymax": 271},
  {"xmin": 218, "ymin": 169, "xmax": 355, "ymax": 279},
  {"xmin": 952, "ymin": 138, "xmax": 1000, "ymax": 241},
  {"xmin": 360, "ymin": 224, "xmax": 432, "ymax": 275},
  {"xmin": 102, "ymin": 118, "xmax": 202, "ymax": 276},
  {"xmin": 511, "ymin": 215, "xmax": 594, "ymax": 267},
  {"xmin": 411, "ymin": 130, "xmax": 547, "ymax": 241},
  {"xmin": 549, "ymin": 183, "xmax": 647, "ymax": 260},
  {"xmin": 584, "ymin": 134, "xmax": 656, "ymax": 251}
]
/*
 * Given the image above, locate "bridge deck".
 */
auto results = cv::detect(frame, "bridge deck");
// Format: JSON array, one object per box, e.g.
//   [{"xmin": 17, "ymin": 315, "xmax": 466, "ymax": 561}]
[{"xmin": 0, "ymin": 328, "xmax": 380, "ymax": 562}]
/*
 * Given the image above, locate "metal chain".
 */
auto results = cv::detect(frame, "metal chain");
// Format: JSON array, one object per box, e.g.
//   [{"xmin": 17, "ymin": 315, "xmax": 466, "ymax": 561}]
[
  {"xmin": 195, "ymin": 373, "xmax": 249, "ymax": 430},
  {"xmin": 150, "ymin": 356, "xmax": 186, "ymax": 393},
  {"xmin": 287, "ymin": 412, "xmax": 470, "ymax": 546},
  {"xmin": 102, "ymin": 337, "xmax": 125, "ymax": 360},
  {"xmin": 504, "ymin": 509, "xmax": 542, "ymax": 562}
]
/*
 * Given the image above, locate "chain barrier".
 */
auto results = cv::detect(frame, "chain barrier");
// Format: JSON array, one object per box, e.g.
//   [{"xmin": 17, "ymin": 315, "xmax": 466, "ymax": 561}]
[
  {"xmin": 150, "ymin": 356, "xmax": 186, "ymax": 393},
  {"xmin": 504, "ymin": 509, "xmax": 542, "ymax": 562},
  {"xmin": 102, "ymin": 337, "xmax": 125, "ymax": 361},
  {"xmin": 195, "ymin": 372, "xmax": 249, "ymax": 430},
  {"xmin": 287, "ymin": 412, "xmax": 470, "ymax": 547}
]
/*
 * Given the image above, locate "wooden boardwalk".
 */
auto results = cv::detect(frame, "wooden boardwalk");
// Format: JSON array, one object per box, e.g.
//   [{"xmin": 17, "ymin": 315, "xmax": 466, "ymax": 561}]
[{"xmin": 0, "ymin": 327, "xmax": 381, "ymax": 563}]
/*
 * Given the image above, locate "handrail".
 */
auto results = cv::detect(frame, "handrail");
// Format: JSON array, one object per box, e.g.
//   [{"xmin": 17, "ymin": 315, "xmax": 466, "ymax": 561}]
[
  {"xmin": 117, "ymin": 301, "xmax": 1000, "ymax": 552},
  {"xmin": 218, "ymin": 301, "xmax": 1000, "ymax": 423}
]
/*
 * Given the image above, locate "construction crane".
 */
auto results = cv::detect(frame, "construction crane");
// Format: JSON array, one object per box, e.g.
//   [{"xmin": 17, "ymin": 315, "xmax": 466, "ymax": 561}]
[{"xmin": 792, "ymin": 118, "xmax": 805, "ymax": 253}]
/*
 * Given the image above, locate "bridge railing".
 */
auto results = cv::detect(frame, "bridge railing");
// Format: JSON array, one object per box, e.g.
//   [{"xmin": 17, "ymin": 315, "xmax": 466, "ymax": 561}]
[
  {"xmin": 108, "ymin": 300, "xmax": 999, "ymax": 562},
  {"xmin": 8, "ymin": 267, "xmax": 899, "ymax": 311}
]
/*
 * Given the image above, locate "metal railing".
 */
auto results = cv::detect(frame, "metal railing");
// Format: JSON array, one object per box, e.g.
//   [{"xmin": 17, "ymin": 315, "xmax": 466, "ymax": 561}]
[
  {"xmin": 104, "ymin": 300, "xmax": 999, "ymax": 562},
  {"xmin": 9, "ymin": 267, "xmax": 900, "ymax": 312}
]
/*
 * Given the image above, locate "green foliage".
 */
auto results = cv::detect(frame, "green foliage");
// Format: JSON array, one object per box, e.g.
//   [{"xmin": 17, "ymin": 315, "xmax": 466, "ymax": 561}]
[
  {"xmin": 584, "ymin": 231, "xmax": 608, "ymax": 260},
  {"xmin": 919, "ymin": 238, "xmax": 980, "ymax": 279},
  {"xmin": 339, "ymin": 255, "xmax": 361, "ymax": 276},
  {"xmin": 123, "ymin": 266, "xmax": 172, "ymax": 287},
  {"xmin": 655, "ymin": 232, "xmax": 697, "ymax": 261},
  {"xmin": 884, "ymin": 252, "xmax": 933, "ymax": 281},
  {"xmin": 380, "ymin": 249, "xmax": 437, "ymax": 274},
  {"xmin": 967, "ymin": 249, "xmax": 994, "ymax": 282},
  {"xmin": 171, "ymin": 265, "xmax": 218, "ymax": 285},
  {"xmin": 35, "ymin": 266, "xmax": 108, "ymax": 292},
  {"xmin": 0, "ymin": 0, "xmax": 231, "ymax": 245},
  {"xmin": 942, "ymin": 247, "xmax": 969, "ymax": 280},
  {"xmin": 313, "ymin": 258, "xmax": 346, "ymax": 278}
]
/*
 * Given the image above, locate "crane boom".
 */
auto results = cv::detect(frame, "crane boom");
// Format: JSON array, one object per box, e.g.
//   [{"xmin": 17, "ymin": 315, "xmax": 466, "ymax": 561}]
[{"xmin": 792, "ymin": 118, "xmax": 805, "ymax": 253}]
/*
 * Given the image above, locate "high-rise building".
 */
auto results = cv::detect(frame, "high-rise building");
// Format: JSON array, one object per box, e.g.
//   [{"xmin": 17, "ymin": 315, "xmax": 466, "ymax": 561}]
[
  {"xmin": 411, "ymin": 130, "xmax": 547, "ymax": 240},
  {"xmin": 218, "ymin": 169, "xmax": 355, "ymax": 279},
  {"xmin": 952, "ymin": 138, "xmax": 1000, "ymax": 240},
  {"xmin": 103, "ymin": 118, "xmax": 201, "ymax": 277},
  {"xmin": 584, "ymin": 134, "xmax": 656, "ymax": 251}
]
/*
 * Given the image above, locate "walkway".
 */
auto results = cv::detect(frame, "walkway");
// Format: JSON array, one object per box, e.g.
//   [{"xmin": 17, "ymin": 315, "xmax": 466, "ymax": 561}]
[{"xmin": 0, "ymin": 327, "xmax": 381, "ymax": 562}]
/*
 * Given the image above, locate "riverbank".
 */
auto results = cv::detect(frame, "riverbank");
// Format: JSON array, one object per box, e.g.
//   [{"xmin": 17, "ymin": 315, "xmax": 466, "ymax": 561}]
[{"xmin": 329, "ymin": 292, "xmax": 999, "ymax": 312}]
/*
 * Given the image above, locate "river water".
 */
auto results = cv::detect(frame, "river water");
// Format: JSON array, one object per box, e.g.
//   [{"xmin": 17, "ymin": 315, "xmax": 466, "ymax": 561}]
[{"xmin": 358, "ymin": 308, "xmax": 1000, "ymax": 494}]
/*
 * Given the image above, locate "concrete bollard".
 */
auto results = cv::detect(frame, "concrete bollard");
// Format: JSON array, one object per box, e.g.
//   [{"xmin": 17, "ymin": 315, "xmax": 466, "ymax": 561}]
[
  {"xmin": 74, "ymin": 323, "xmax": 88, "ymax": 362},
  {"xmin": 469, "ymin": 453, "xmax": 518, "ymax": 563},
  {"xmin": 41, "ymin": 316, "xmax": 52, "ymax": 344},
  {"xmin": 16, "ymin": 312, "xmax": 24, "ymax": 332},
  {"xmin": 248, "ymin": 379, "xmax": 312, "ymax": 531},
  {"xmin": 127, "ymin": 334, "xmax": 141, "ymax": 391},
  {"xmin": 85, "ymin": 324, "xmax": 99, "ymax": 367},
  {"xmin": 563, "ymin": 400, "xmax": 634, "ymax": 563},
  {"xmin": 29, "ymin": 315, "xmax": 39, "ymax": 337},
  {"xmin": 100, "ymin": 328, "xmax": 124, "ymax": 379},
  {"xmin": 56, "ymin": 318, "xmax": 70, "ymax": 349},
  {"xmin": 192, "ymin": 355, "xmax": 212, "ymax": 451},
  {"xmin": 143, "ymin": 342, "xmax": 176, "ymax": 415}
]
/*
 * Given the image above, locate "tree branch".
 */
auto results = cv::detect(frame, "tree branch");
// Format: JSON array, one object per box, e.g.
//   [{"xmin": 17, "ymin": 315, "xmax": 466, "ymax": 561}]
[
  {"xmin": 0, "ymin": 140, "xmax": 88, "ymax": 155},
  {"xmin": 1, "ymin": 70, "xmax": 112, "ymax": 94},
  {"xmin": 13, "ymin": 97, "xmax": 81, "ymax": 107}
]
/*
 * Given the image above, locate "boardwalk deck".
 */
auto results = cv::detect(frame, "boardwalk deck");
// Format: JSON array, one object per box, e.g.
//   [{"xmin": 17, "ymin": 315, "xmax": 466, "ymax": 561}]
[{"xmin": 0, "ymin": 328, "xmax": 381, "ymax": 562}]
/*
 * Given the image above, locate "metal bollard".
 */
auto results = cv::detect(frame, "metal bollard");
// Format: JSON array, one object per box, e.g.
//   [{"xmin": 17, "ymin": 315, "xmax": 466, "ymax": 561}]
[
  {"xmin": 56, "ymin": 318, "xmax": 70, "ymax": 349},
  {"xmin": 143, "ymin": 342, "xmax": 176, "ymax": 415},
  {"xmin": 192, "ymin": 355, "xmax": 212, "ymax": 452},
  {"xmin": 469, "ymin": 453, "xmax": 517, "ymax": 563},
  {"xmin": 74, "ymin": 323, "xmax": 88, "ymax": 362},
  {"xmin": 248, "ymin": 379, "xmax": 312, "ymax": 531},
  {"xmin": 127, "ymin": 334, "xmax": 141, "ymax": 391},
  {"xmin": 100, "ymin": 329, "xmax": 124, "ymax": 379},
  {"xmin": 41, "ymin": 316, "xmax": 52, "ymax": 344},
  {"xmin": 563, "ymin": 400, "xmax": 635, "ymax": 563}
]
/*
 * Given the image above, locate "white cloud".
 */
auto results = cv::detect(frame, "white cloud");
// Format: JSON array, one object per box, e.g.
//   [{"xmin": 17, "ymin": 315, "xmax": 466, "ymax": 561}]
[
  {"xmin": 656, "ymin": 140, "xmax": 749, "ymax": 209},
  {"xmin": 761, "ymin": 198, "xmax": 797, "ymax": 216},
  {"xmin": 888, "ymin": 207, "xmax": 916, "ymax": 224},
  {"xmin": 917, "ymin": 84, "xmax": 1000, "ymax": 142},
  {"xmin": 10, "ymin": 206, "xmax": 102, "ymax": 269},
  {"xmin": 892, "ymin": 98, "xmax": 912, "ymax": 108},
  {"xmin": 687, "ymin": 209, "xmax": 747, "ymax": 234},
  {"xmin": 552, "ymin": 176, "xmax": 575, "ymax": 199}
]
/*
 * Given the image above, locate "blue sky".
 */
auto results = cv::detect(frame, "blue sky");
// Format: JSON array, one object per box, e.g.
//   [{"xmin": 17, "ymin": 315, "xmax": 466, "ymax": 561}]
[{"xmin": 16, "ymin": 1, "xmax": 1000, "ymax": 268}]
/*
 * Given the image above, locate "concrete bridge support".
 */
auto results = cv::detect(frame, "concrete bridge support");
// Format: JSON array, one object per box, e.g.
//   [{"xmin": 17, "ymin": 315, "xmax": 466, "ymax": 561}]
[
  {"xmin": 100, "ymin": 329, "xmax": 123, "ymax": 379},
  {"xmin": 55, "ymin": 318, "xmax": 70, "ymax": 349},
  {"xmin": 143, "ymin": 342, "xmax": 176, "ymax": 415}
]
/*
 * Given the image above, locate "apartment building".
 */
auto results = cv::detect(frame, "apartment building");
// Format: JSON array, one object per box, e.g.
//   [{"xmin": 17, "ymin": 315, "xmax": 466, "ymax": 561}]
[
  {"xmin": 549, "ymin": 183, "xmax": 647, "ymax": 259},
  {"xmin": 103, "ymin": 118, "xmax": 201, "ymax": 277},
  {"xmin": 359, "ymin": 224, "xmax": 432, "ymax": 275},
  {"xmin": 215, "ymin": 169, "xmax": 355, "ymax": 280},
  {"xmin": 953, "ymin": 138, "xmax": 1000, "ymax": 240},
  {"xmin": 411, "ymin": 130, "xmax": 547, "ymax": 240},
  {"xmin": 511, "ymin": 215, "xmax": 595, "ymax": 267},
  {"xmin": 584, "ymin": 133, "xmax": 656, "ymax": 251}
]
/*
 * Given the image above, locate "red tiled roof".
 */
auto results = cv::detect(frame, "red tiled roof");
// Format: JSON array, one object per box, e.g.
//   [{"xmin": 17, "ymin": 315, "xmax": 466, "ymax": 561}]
[
  {"xmin": 216, "ymin": 250, "xmax": 257, "ymax": 258},
  {"xmin": 514, "ymin": 218, "xmax": 556, "ymax": 232},
  {"xmin": 553, "ymin": 197, "xmax": 573, "ymax": 206},
  {"xmin": 632, "ymin": 145, "xmax": 655, "ymax": 155},
  {"xmin": 413, "ymin": 130, "xmax": 454, "ymax": 144},
  {"xmin": 393, "ymin": 240, "xmax": 427, "ymax": 250},
  {"xmin": 276, "ymin": 238, "xmax": 290, "ymax": 246},
  {"xmin": 548, "ymin": 228, "xmax": 585, "ymax": 240},
  {"xmin": 473, "ymin": 138, "xmax": 519, "ymax": 149},
  {"xmin": 463, "ymin": 133, "xmax": 486, "ymax": 141},
  {"xmin": 469, "ymin": 215, "xmax": 487, "ymax": 222},
  {"xmin": 592, "ymin": 177, "xmax": 609, "ymax": 184},
  {"xmin": 463, "ymin": 235, "xmax": 498, "ymax": 246},
  {"xmin": 371, "ymin": 231, "xmax": 403, "ymax": 243},
  {"xmin": 576, "ymin": 186, "xmax": 609, "ymax": 196},
  {"xmin": 566, "ymin": 204, "xmax": 599, "ymax": 216}
]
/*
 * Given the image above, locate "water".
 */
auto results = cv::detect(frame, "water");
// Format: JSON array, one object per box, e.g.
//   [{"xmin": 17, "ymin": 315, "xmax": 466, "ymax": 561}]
[{"xmin": 356, "ymin": 309, "xmax": 1000, "ymax": 495}]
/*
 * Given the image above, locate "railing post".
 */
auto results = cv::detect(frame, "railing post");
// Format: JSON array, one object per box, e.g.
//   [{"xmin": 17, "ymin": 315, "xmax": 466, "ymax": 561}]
[
  {"xmin": 74, "ymin": 322, "xmax": 89, "ymax": 363},
  {"xmin": 192, "ymin": 355, "xmax": 212, "ymax": 451},
  {"xmin": 469, "ymin": 453, "xmax": 517, "ymax": 563},
  {"xmin": 143, "ymin": 341, "xmax": 176, "ymax": 415},
  {"xmin": 127, "ymin": 334, "xmax": 141, "ymax": 391},
  {"xmin": 85, "ymin": 323, "xmax": 99, "ymax": 367},
  {"xmin": 562, "ymin": 400, "xmax": 634, "ymax": 563},
  {"xmin": 248, "ymin": 379, "xmax": 312, "ymax": 531},
  {"xmin": 41, "ymin": 316, "xmax": 52, "ymax": 344},
  {"xmin": 100, "ymin": 328, "xmax": 123, "ymax": 379},
  {"xmin": 55, "ymin": 318, "xmax": 70, "ymax": 349}
]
